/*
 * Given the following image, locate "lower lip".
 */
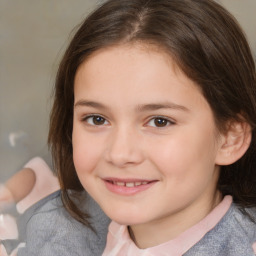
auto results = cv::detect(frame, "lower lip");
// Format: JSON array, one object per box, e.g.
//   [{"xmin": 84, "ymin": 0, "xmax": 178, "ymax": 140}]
[{"xmin": 103, "ymin": 180, "xmax": 157, "ymax": 196}]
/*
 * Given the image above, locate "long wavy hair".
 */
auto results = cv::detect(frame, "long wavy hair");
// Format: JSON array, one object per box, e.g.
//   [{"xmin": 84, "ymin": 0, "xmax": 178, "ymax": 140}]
[{"xmin": 48, "ymin": 0, "xmax": 256, "ymax": 226}]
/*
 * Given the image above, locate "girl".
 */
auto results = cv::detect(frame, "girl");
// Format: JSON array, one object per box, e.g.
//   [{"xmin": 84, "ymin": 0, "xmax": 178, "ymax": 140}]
[
  {"xmin": 50, "ymin": 0, "xmax": 256, "ymax": 254},
  {"xmin": 5, "ymin": 0, "xmax": 256, "ymax": 255}
]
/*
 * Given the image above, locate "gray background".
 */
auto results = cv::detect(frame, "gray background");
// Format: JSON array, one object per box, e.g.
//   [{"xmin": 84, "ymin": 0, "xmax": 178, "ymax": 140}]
[{"xmin": 0, "ymin": 0, "xmax": 256, "ymax": 182}]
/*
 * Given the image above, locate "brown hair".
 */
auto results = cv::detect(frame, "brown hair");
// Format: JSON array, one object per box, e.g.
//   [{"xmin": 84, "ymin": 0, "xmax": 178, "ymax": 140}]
[{"xmin": 48, "ymin": 0, "xmax": 256, "ymax": 226}]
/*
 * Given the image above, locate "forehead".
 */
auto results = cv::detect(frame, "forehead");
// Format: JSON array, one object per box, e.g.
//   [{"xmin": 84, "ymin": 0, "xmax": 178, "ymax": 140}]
[
  {"xmin": 73, "ymin": 43, "xmax": 207, "ymax": 111},
  {"xmin": 77, "ymin": 42, "xmax": 180, "ymax": 71},
  {"xmin": 75, "ymin": 43, "xmax": 192, "ymax": 89}
]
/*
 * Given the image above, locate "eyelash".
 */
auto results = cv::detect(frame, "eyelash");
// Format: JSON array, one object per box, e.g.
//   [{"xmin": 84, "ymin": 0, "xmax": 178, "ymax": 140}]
[
  {"xmin": 81, "ymin": 114, "xmax": 176, "ymax": 128},
  {"xmin": 146, "ymin": 116, "xmax": 176, "ymax": 128},
  {"xmin": 82, "ymin": 114, "xmax": 109, "ymax": 126}
]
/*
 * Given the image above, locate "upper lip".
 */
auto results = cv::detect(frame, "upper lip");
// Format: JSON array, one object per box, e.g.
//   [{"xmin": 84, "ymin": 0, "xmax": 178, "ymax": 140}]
[{"xmin": 103, "ymin": 177, "xmax": 157, "ymax": 183}]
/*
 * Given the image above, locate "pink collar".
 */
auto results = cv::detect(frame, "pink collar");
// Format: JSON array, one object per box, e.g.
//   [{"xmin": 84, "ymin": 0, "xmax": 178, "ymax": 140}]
[{"xmin": 102, "ymin": 196, "xmax": 232, "ymax": 256}]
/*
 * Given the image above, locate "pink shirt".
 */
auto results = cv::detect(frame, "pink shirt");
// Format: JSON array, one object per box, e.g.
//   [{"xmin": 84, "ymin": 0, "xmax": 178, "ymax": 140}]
[{"xmin": 102, "ymin": 196, "xmax": 233, "ymax": 256}]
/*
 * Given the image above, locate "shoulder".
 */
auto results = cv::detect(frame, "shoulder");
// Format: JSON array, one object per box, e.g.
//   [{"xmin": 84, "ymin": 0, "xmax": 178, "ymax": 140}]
[
  {"xmin": 213, "ymin": 203, "xmax": 256, "ymax": 254},
  {"xmin": 219, "ymin": 204, "xmax": 256, "ymax": 255},
  {"xmin": 228, "ymin": 204, "xmax": 256, "ymax": 243},
  {"xmin": 17, "ymin": 190, "xmax": 110, "ymax": 256},
  {"xmin": 186, "ymin": 202, "xmax": 256, "ymax": 256}
]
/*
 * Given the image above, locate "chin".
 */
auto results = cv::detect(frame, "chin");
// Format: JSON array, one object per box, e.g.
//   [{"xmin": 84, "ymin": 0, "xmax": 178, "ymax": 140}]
[
  {"xmin": 99, "ymin": 201, "xmax": 150, "ymax": 225},
  {"xmin": 106, "ymin": 210, "xmax": 147, "ymax": 226},
  {"xmin": 112, "ymin": 217, "xmax": 143, "ymax": 226}
]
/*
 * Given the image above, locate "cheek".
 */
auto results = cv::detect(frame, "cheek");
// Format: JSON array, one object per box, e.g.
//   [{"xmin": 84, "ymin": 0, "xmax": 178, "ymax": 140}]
[
  {"xmin": 148, "ymin": 128, "xmax": 217, "ymax": 178},
  {"xmin": 148, "ymin": 134, "xmax": 192, "ymax": 171},
  {"xmin": 72, "ymin": 127, "xmax": 101, "ymax": 176}
]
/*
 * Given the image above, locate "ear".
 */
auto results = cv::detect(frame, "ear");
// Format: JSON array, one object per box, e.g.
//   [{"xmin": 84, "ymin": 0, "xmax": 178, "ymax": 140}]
[{"xmin": 215, "ymin": 120, "xmax": 252, "ymax": 165}]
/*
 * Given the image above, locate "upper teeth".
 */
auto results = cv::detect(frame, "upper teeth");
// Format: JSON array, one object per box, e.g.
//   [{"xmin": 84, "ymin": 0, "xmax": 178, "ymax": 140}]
[{"xmin": 113, "ymin": 181, "xmax": 148, "ymax": 187}]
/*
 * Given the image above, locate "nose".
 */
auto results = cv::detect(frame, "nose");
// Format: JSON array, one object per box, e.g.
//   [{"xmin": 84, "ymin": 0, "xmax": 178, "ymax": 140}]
[{"xmin": 105, "ymin": 126, "xmax": 144, "ymax": 168}]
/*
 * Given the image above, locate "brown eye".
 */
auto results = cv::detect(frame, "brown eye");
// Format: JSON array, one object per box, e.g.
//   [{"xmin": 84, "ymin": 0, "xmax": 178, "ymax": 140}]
[
  {"xmin": 93, "ymin": 116, "xmax": 105, "ymax": 125},
  {"xmin": 154, "ymin": 118, "xmax": 168, "ymax": 127},
  {"xmin": 85, "ymin": 115, "xmax": 108, "ymax": 126},
  {"xmin": 147, "ymin": 117, "xmax": 174, "ymax": 128}
]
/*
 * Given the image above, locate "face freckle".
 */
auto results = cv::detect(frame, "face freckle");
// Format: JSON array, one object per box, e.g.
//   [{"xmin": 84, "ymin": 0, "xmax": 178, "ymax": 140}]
[{"xmin": 72, "ymin": 44, "xmax": 223, "ymax": 246}]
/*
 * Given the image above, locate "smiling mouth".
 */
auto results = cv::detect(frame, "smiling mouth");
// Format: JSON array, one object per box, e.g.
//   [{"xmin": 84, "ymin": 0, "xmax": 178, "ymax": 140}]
[
  {"xmin": 107, "ymin": 180, "xmax": 151, "ymax": 187},
  {"xmin": 103, "ymin": 179, "xmax": 157, "ymax": 195}
]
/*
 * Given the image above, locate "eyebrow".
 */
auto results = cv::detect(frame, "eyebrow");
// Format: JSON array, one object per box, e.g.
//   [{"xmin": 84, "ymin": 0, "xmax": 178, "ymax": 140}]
[
  {"xmin": 135, "ymin": 102, "xmax": 189, "ymax": 112},
  {"xmin": 74, "ymin": 100, "xmax": 189, "ymax": 112},
  {"xmin": 74, "ymin": 100, "xmax": 107, "ymax": 109}
]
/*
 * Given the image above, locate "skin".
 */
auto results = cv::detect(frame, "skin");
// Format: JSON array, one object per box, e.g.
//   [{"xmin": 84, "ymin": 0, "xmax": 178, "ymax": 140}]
[{"xmin": 72, "ymin": 44, "xmax": 225, "ymax": 249}]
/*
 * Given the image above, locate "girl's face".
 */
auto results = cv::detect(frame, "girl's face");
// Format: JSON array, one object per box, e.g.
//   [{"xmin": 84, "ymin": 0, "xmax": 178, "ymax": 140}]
[{"xmin": 73, "ymin": 44, "xmax": 224, "ymax": 243}]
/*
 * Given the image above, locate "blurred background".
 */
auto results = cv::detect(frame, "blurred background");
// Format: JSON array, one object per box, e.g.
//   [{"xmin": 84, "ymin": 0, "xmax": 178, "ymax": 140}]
[{"xmin": 0, "ymin": 0, "xmax": 256, "ymax": 182}]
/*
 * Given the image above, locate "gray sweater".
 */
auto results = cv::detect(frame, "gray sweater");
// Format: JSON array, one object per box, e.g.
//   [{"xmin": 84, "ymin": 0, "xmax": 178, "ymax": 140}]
[
  {"xmin": 184, "ymin": 204, "xmax": 256, "ymax": 255},
  {"xmin": 4, "ymin": 191, "xmax": 256, "ymax": 255},
  {"xmin": 15, "ymin": 190, "xmax": 110, "ymax": 256}
]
